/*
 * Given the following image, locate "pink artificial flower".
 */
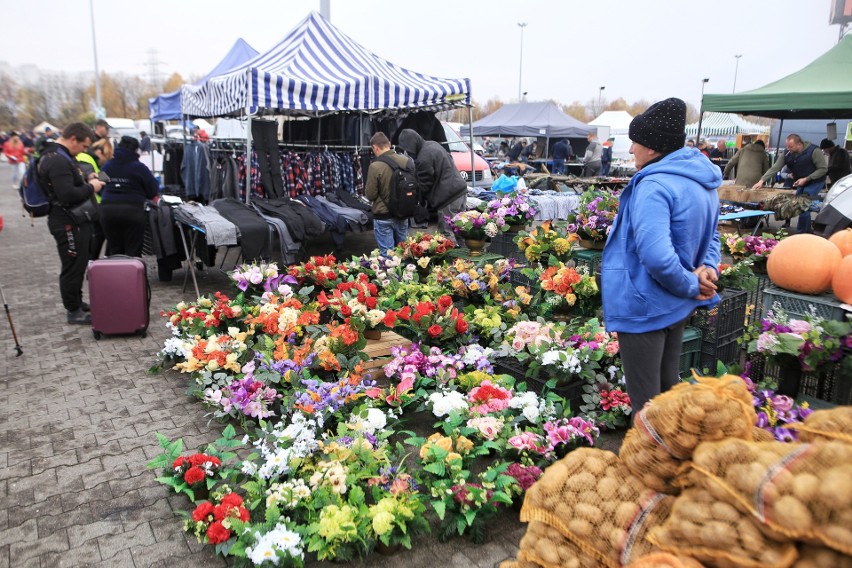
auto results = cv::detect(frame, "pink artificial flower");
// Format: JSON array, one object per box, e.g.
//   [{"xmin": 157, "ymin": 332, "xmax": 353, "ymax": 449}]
[{"xmin": 508, "ymin": 431, "xmax": 546, "ymax": 454}]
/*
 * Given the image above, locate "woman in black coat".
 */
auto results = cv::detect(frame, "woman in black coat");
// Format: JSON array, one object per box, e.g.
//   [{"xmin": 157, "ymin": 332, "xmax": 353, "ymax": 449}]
[{"xmin": 100, "ymin": 136, "xmax": 159, "ymax": 257}]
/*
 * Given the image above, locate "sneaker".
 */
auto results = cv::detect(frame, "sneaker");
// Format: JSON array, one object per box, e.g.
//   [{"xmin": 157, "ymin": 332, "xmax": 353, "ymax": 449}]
[
  {"xmin": 67, "ymin": 308, "xmax": 92, "ymax": 325},
  {"xmin": 80, "ymin": 301, "xmax": 90, "ymax": 312}
]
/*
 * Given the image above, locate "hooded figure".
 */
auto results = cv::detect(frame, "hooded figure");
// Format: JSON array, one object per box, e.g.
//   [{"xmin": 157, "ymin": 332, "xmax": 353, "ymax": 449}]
[
  {"xmin": 601, "ymin": 97, "xmax": 722, "ymax": 415},
  {"xmin": 397, "ymin": 128, "xmax": 468, "ymax": 241}
]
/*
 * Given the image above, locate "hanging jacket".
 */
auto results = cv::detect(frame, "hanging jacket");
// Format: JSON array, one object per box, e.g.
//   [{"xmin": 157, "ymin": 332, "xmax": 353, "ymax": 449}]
[{"xmin": 602, "ymin": 147, "xmax": 722, "ymax": 334}]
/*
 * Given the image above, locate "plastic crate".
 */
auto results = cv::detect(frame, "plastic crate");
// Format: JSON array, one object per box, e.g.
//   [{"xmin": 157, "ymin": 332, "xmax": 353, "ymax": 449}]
[
  {"xmin": 508, "ymin": 267, "xmax": 538, "ymax": 291},
  {"xmin": 679, "ymin": 326, "xmax": 703, "ymax": 377},
  {"xmin": 689, "ymin": 289, "xmax": 748, "ymax": 370},
  {"xmin": 447, "ymin": 248, "xmax": 504, "ymax": 266},
  {"xmin": 573, "ymin": 249, "xmax": 603, "ymax": 275},
  {"xmin": 761, "ymin": 285, "xmax": 848, "ymax": 322},
  {"xmin": 489, "ymin": 232, "xmax": 522, "ymax": 260},
  {"xmin": 493, "ymin": 357, "xmax": 585, "ymax": 411},
  {"xmin": 732, "ymin": 274, "xmax": 770, "ymax": 330},
  {"xmin": 747, "ymin": 351, "xmax": 851, "ymax": 404}
]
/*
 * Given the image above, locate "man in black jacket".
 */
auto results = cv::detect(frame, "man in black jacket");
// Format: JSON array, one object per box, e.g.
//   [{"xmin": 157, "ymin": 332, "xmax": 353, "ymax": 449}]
[
  {"xmin": 820, "ymin": 138, "xmax": 851, "ymax": 188},
  {"xmin": 397, "ymin": 128, "xmax": 468, "ymax": 244},
  {"xmin": 38, "ymin": 123, "xmax": 105, "ymax": 324}
]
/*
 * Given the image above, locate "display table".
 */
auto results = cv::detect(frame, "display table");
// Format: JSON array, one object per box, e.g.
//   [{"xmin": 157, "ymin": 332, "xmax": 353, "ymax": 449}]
[
  {"xmin": 718, "ymin": 209, "xmax": 775, "ymax": 236},
  {"xmin": 717, "ymin": 185, "xmax": 792, "ymax": 205}
]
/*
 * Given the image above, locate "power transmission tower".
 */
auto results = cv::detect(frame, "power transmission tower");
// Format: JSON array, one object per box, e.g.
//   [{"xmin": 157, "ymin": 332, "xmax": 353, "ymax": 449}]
[{"xmin": 145, "ymin": 49, "xmax": 166, "ymax": 88}]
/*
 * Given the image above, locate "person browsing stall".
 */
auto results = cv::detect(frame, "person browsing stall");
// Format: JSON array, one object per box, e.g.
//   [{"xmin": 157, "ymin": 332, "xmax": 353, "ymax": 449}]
[
  {"xmin": 99, "ymin": 136, "xmax": 159, "ymax": 257},
  {"xmin": 601, "ymin": 98, "xmax": 721, "ymax": 415},
  {"xmin": 38, "ymin": 123, "xmax": 105, "ymax": 325},
  {"xmin": 820, "ymin": 138, "xmax": 851, "ymax": 189},
  {"xmin": 723, "ymin": 140, "xmax": 770, "ymax": 188},
  {"xmin": 753, "ymin": 134, "xmax": 827, "ymax": 233},
  {"xmin": 364, "ymin": 132, "xmax": 412, "ymax": 256}
]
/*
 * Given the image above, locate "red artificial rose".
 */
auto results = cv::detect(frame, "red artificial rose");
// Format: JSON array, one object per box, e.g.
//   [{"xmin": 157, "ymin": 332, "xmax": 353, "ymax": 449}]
[
  {"xmin": 437, "ymin": 295, "xmax": 453, "ymax": 311},
  {"xmin": 340, "ymin": 304, "xmax": 352, "ymax": 317},
  {"xmin": 188, "ymin": 453, "xmax": 209, "ymax": 466},
  {"xmin": 356, "ymin": 292, "xmax": 366, "ymax": 303},
  {"xmin": 365, "ymin": 296, "xmax": 377, "ymax": 310},
  {"xmin": 236, "ymin": 506, "xmax": 250, "ymax": 522},
  {"xmin": 221, "ymin": 493, "xmax": 244, "ymax": 508},
  {"xmin": 192, "ymin": 501, "xmax": 215, "ymax": 522},
  {"xmin": 428, "ymin": 324, "xmax": 443, "ymax": 338},
  {"xmin": 304, "ymin": 262, "xmax": 315, "ymax": 271},
  {"xmin": 455, "ymin": 317, "xmax": 468, "ymax": 334},
  {"xmin": 367, "ymin": 283, "xmax": 378, "ymax": 296},
  {"xmin": 435, "ymin": 244, "xmax": 446, "ymax": 254},
  {"xmin": 206, "ymin": 520, "xmax": 231, "ymax": 544},
  {"xmin": 184, "ymin": 466, "xmax": 205, "ymax": 485},
  {"xmin": 173, "ymin": 457, "xmax": 189, "ymax": 470},
  {"xmin": 397, "ymin": 306, "xmax": 411, "ymax": 321},
  {"xmin": 383, "ymin": 311, "xmax": 397, "ymax": 327},
  {"xmin": 411, "ymin": 243, "xmax": 424, "ymax": 257},
  {"xmin": 213, "ymin": 505, "xmax": 227, "ymax": 521}
]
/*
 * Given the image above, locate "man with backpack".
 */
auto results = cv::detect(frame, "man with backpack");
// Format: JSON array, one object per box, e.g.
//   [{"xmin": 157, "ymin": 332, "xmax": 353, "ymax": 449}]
[
  {"xmin": 397, "ymin": 128, "xmax": 468, "ymax": 244},
  {"xmin": 365, "ymin": 132, "xmax": 415, "ymax": 256},
  {"xmin": 38, "ymin": 123, "xmax": 105, "ymax": 325}
]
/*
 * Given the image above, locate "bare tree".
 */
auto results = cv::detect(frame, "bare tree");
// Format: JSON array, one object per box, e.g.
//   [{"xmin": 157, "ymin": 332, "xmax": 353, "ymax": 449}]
[
  {"xmin": 0, "ymin": 73, "xmax": 18, "ymax": 130},
  {"xmin": 562, "ymin": 101, "xmax": 590, "ymax": 123}
]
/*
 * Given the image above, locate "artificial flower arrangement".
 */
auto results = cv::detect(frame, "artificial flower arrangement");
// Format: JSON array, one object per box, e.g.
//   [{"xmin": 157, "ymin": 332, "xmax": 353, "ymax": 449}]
[
  {"xmin": 287, "ymin": 254, "xmax": 346, "ymax": 292},
  {"xmin": 579, "ymin": 372, "xmax": 632, "ymax": 430},
  {"xmin": 722, "ymin": 231, "xmax": 784, "ymax": 262},
  {"xmin": 717, "ymin": 260, "xmax": 759, "ymax": 292},
  {"xmin": 203, "ymin": 358, "xmax": 282, "ymax": 423},
  {"xmin": 392, "ymin": 295, "xmax": 474, "ymax": 350},
  {"xmin": 396, "ymin": 232, "xmax": 456, "ymax": 267},
  {"xmin": 536, "ymin": 261, "xmax": 600, "ymax": 316},
  {"xmin": 565, "ymin": 187, "xmax": 619, "ymax": 242},
  {"xmin": 738, "ymin": 374, "xmax": 813, "ymax": 443},
  {"xmin": 430, "ymin": 258, "xmax": 513, "ymax": 305},
  {"xmin": 167, "ymin": 329, "xmax": 252, "ymax": 375},
  {"xmin": 446, "ymin": 209, "xmax": 501, "ymax": 241},
  {"xmin": 366, "ymin": 476, "xmax": 430, "ymax": 551},
  {"xmin": 230, "ymin": 261, "xmax": 303, "ymax": 300},
  {"xmin": 741, "ymin": 308, "xmax": 852, "ymax": 372},
  {"xmin": 485, "ymin": 192, "xmax": 537, "ymax": 229},
  {"xmin": 515, "ymin": 220, "xmax": 575, "ymax": 265},
  {"xmin": 506, "ymin": 415, "xmax": 599, "ymax": 461},
  {"xmin": 315, "ymin": 275, "xmax": 402, "ymax": 334},
  {"xmin": 341, "ymin": 253, "xmax": 410, "ymax": 287},
  {"xmin": 186, "ymin": 490, "xmax": 251, "ymax": 546},
  {"xmin": 161, "ymin": 291, "xmax": 254, "ymax": 340}
]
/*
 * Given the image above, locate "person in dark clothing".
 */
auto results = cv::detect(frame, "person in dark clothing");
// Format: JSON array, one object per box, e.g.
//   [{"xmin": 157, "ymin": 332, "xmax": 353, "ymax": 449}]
[
  {"xmin": 520, "ymin": 140, "xmax": 536, "ymax": 163},
  {"xmin": 507, "ymin": 139, "xmax": 526, "ymax": 162},
  {"xmin": 100, "ymin": 136, "xmax": 159, "ymax": 257},
  {"xmin": 76, "ymin": 138, "xmax": 113, "ymax": 259},
  {"xmin": 365, "ymin": 131, "xmax": 411, "ymax": 255},
  {"xmin": 820, "ymin": 138, "xmax": 851, "ymax": 188},
  {"xmin": 397, "ymin": 128, "xmax": 468, "ymax": 244},
  {"xmin": 551, "ymin": 138, "xmax": 570, "ymax": 175},
  {"xmin": 38, "ymin": 123, "xmax": 105, "ymax": 325},
  {"xmin": 139, "ymin": 131, "xmax": 152, "ymax": 154},
  {"xmin": 93, "ymin": 119, "xmax": 110, "ymax": 143},
  {"xmin": 601, "ymin": 137, "xmax": 614, "ymax": 176}
]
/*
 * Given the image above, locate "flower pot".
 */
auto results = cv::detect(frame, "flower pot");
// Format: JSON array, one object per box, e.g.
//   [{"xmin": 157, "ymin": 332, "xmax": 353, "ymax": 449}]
[
  {"xmin": 375, "ymin": 542, "xmax": 403, "ymax": 556},
  {"xmin": 774, "ymin": 353, "xmax": 802, "ymax": 398},
  {"xmin": 190, "ymin": 485, "xmax": 209, "ymax": 502},
  {"xmin": 506, "ymin": 224, "xmax": 526, "ymax": 233},
  {"xmin": 578, "ymin": 238, "xmax": 605, "ymax": 250},
  {"xmin": 750, "ymin": 257, "xmax": 768, "ymax": 275},
  {"xmin": 364, "ymin": 328, "xmax": 382, "ymax": 340},
  {"xmin": 464, "ymin": 238, "xmax": 487, "ymax": 256}
]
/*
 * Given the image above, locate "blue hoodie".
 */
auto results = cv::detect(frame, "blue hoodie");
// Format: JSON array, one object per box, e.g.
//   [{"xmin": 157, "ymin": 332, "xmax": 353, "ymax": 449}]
[{"xmin": 602, "ymin": 147, "xmax": 722, "ymax": 333}]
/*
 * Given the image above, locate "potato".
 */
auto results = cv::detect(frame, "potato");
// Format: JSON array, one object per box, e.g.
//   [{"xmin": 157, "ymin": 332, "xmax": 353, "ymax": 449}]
[
  {"xmin": 819, "ymin": 467, "xmax": 852, "ymax": 509},
  {"xmin": 609, "ymin": 527, "xmax": 628, "ymax": 550},
  {"xmin": 597, "ymin": 476, "xmax": 619, "ymax": 500},
  {"xmin": 710, "ymin": 501, "xmax": 740, "ymax": 524},
  {"xmin": 791, "ymin": 472, "xmax": 821, "ymax": 503},
  {"xmin": 699, "ymin": 520, "xmax": 738, "ymax": 549},
  {"xmin": 568, "ymin": 471, "xmax": 597, "ymax": 492},
  {"xmin": 554, "ymin": 502, "xmax": 574, "ymax": 521},
  {"xmin": 774, "ymin": 495, "xmax": 813, "ymax": 533},
  {"xmin": 567, "ymin": 518, "xmax": 594, "ymax": 538},
  {"xmin": 824, "ymin": 525, "xmax": 852, "ymax": 549},
  {"xmin": 584, "ymin": 454, "xmax": 609, "ymax": 476},
  {"xmin": 736, "ymin": 517, "xmax": 765, "ymax": 554},
  {"xmin": 615, "ymin": 502, "xmax": 641, "ymax": 527},
  {"xmin": 536, "ymin": 542, "xmax": 560, "ymax": 565},
  {"xmin": 577, "ymin": 490, "xmax": 599, "ymax": 505},
  {"xmin": 574, "ymin": 503, "xmax": 604, "ymax": 525},
  {"xmin": 677, "ymin": 501, "xmax": 711, "ymax": 524}
]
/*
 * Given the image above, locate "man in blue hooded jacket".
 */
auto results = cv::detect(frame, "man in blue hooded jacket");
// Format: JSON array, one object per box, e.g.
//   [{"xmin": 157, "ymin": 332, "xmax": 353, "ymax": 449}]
[{"xmin": 601, "ymin": 98, "xmax": 721, "ymax": 414}]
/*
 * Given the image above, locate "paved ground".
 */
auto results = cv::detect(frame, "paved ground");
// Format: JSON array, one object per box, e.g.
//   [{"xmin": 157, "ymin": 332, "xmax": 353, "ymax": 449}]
[{"xmin": 2, "ymin": 161, "xmax": 589, "ymax": 568}]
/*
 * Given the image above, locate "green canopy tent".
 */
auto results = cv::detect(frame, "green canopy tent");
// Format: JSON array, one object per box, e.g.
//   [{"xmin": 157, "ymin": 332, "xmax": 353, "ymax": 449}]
[{"xmin": 698, "ymin": 34, "xmax": 852, "ymax": 148}]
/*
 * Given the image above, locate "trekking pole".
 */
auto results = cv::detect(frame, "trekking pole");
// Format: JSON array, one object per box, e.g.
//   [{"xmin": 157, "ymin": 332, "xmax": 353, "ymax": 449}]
[{"xmin": 0, "ymin": 283, "xmax": 23, "ymax": 356}]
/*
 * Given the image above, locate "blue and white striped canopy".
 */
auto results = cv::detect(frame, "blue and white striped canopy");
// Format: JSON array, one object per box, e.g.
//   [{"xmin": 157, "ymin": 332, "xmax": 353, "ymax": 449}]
[{"xmin": 181, "ymin": 11, "xmax": 470, "ymax": 118}]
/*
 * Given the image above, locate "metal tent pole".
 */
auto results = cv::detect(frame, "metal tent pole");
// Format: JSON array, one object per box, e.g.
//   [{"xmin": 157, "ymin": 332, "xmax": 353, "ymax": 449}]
[
  {"xmin": 468, "ymin": 105, "xmax": 477, "ymax": 189},
  {"xmin": 245, "ymin": 112, "xmax": 253, "ymax": 205}
]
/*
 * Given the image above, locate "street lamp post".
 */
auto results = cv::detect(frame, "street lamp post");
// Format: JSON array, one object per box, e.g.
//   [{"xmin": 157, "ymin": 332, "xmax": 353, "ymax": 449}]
[
  {"xmin": 517, "ymin": 22, "xmax": 527, "ymax": 102},
  {"xmin": 598, "ymin": 86, "xmax": 606, "ymax": 116},
  {"xmin": 733, "ymin": 54, "xmax": 743, "ymax": 93},
  {"xmin": 695, "ymin": 78, "xmax": 710, "ymax": 145},
  {"xmin": 89, "ymin": 0, "xmax": 103, "ymax": 118}
]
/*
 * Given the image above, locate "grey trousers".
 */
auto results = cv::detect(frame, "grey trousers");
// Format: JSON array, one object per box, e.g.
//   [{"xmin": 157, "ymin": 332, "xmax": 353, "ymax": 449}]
[
  {"xmin": 437, "ymin": 193, "xmax": 468, "ymax": 245},
  {"xmin": 617, "ymin": 317, "xmax": 688, "ymax": 415}
]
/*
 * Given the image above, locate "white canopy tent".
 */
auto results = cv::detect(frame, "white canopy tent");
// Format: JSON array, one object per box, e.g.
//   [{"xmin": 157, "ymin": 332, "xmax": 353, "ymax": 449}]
[
  {"xmin": 685, "ymin": 112, "xmax": 768, "ymax": 138},
  {"xmin": 589, "ymin": 110, "xmax": 633, "ymax": 160}
]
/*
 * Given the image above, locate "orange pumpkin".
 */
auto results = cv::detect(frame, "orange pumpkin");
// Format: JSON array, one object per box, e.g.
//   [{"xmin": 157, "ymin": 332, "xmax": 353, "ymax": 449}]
[
  {"xmin": 829, "ymin": 228, "xmax": 852, "ymax": 257},
  {"xmin": 833, "ymin": 255, "xmax": 852, "ymax": 304},
  {"xmin": 766, "ymin": 234, "xmax": 842, "ymax": 294}
]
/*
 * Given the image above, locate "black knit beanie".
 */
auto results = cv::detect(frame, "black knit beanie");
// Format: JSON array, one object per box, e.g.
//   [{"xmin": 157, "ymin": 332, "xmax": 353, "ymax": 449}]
[{"xmin": 628, "ymin": 98, "xmax": 687, "ymax": 154}]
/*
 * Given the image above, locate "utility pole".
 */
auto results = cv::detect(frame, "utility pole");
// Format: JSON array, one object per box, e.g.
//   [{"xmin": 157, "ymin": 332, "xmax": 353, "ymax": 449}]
[
  {"xmin": 517, "ymin": 22, "xmax": 527, "ymax": 102},
  {"xmin": 598, "ymin": 86, "xmax": 606, "ymax": 116},
  {"xmin": 733, "ymin": 54, "xmax": 742, "ymax": 93},
  {"xmin": 89, "ymin": 0, "xmax": 103, "ymax": 118}
]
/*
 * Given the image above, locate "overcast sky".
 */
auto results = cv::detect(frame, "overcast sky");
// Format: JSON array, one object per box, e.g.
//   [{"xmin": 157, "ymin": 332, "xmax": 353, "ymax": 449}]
[{"xmin": 2, "ymin": 0, "xmax": 844, "ymax": 112}]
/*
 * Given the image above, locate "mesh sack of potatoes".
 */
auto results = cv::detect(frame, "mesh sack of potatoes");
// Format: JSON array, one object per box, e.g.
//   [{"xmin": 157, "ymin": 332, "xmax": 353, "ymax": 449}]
[
  {"xmin": 626, "ymin": 552, "xmax": 705, "ymax": 568},
  {"xmin": 791, "ymin": 544, "xmax": 852, "ymax": 568},
  {"xmin": 619, "ymin": 374, "xmax": 756, "ymax": 493},
  {"xmin": 498, "ymin": 560, "xmax": 545, "ymax": 568},
  {"xmin": 751, "ymin": 426, "xmax": 777, "ymax": 442},
  {"xmin": 687, "ymin": 438, "xmax": 852, "ymax": 555},
  {"xmin": 514, "ymin": 521, "xmax": 602, "ymax": 568},
  {"xmin": 648, "ymin": 487, "xmax": 798, "ymax": 568},
  {"xmin": 789, "ymin": 407, "xmax": 852, "ymax": 444},
  {"xmin": 521, "ymin": 448, "xmax": 673, "ymax": 567}
]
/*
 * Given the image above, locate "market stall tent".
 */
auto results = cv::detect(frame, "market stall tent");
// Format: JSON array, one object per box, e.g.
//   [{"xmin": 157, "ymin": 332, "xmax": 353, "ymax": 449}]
[
  {"xmin": 180, "ymin": 11, "xmax": 470, "ymax": 118},
  {"xmin": 459, "ymin": 102, "xmax": 594, "ymax": 139},
  {"xmin": 589, "ymin": 110, "xmax": 633, "ymax": 161},
  {"xmin": 34, "ymin": 121, "xmax": 59, "ymax": 134},
  {"xmin": 685, "ymin": 113, "xmax": 767, "ymax": 138},
  {"xmin": 148, "ymin": 38, "xmax": 259, "ymax": 122},
  {"xmin": 701, "ymin": 34, "xmax": 852, "ymax": 119}
]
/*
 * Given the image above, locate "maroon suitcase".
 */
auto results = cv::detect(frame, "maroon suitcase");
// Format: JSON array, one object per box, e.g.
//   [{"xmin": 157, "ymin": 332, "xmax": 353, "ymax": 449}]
[{"xmin": 87, "ymin": 256, "xmax": 150, "ymax": 339}]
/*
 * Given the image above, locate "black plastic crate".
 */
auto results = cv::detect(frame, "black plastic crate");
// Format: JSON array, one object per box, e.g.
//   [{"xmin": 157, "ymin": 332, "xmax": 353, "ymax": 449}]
[
  {"xmin": 508, "ymin": 267, "xmax": 538, "ymax": 291},
  {"xmin": 493, "ymin": 357, "xmax": 584, "ymax": 411},
  {"xmin": 573, "ymin": 249, "xmax": 603, "ymax": 275},
  {"xmin": 489, "ymin": 232, "xmax": 522, "ymax": 260},
  {"xmin": 747, "ymin": 351, "xmax": 850, "ymax": 404},
  {"xmin": 679, "ymin": 326, "xmax": 703, "ymax": 377},
  {"xmin": 689, "ymin": 289, "xmax": 748, "ymax": 370},
  {"xmin": 761, "ymin": 285, "xmax": 847, "ymax": 322},
  {"xmin": 731, "ymin": 274, "xmax": 770, "ymax": 330}
]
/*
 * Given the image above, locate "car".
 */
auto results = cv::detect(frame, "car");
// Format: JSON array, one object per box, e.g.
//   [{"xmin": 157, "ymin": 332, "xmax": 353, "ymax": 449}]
[
  {"xmin": 440, "ymin": 122, "xmax": 493, "ymax": 189},
  {"xmin": 105, "ymin": 117, "xmax": 141, "ymax": 145}
]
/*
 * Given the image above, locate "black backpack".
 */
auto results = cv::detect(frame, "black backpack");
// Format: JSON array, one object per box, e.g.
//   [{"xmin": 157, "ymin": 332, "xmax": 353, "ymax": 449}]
[
  {"xmin": 376, "ymin": 153, "xmax": 422, "ymax": 219},
  {"xmin": 19, "ymin": 151, "xmax": 74, "ymax": 217}
]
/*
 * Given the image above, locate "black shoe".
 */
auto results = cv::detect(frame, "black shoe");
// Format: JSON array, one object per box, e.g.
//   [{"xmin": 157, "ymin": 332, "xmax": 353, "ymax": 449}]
[
  {"xmin": 80, "ymin": 301, "xmax": 90, "ymax": 312},
  {"xmin": 67, "ymin": 308, "xmax": 92, "ymax": 325}
]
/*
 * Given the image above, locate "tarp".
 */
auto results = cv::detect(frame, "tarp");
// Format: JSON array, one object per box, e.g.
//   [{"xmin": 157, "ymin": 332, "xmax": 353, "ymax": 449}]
[
  {"xmin": 589, "ymin": 110, "xmax": 633, "ymax": 134},
  {"xmin": 148, "ymin": 38, "xmax": 259, "ymax": 121},
  {"xmin": 459, "ymin": 102, "xmax": 594, "ymax": 138},
  {"xmin": 702, "ymin": 35, "xmax": 852, "ymax": 119},
  {"xmin": 685, "ymin": 112, "xmax": 768, "ymax": 137},
  {"xmin": 181, "ymin": 11, "xmax": 470, "ymax": 118}
]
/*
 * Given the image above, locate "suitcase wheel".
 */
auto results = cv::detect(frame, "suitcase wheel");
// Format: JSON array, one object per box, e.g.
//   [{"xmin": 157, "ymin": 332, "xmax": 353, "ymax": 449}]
[
  {"xmin": 93, "ymin": 330, "xmax": 102, "ymax": 340},
  {"xmin": 139, "ymin": 330, "xmax": 147, "ymax": 338}
]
